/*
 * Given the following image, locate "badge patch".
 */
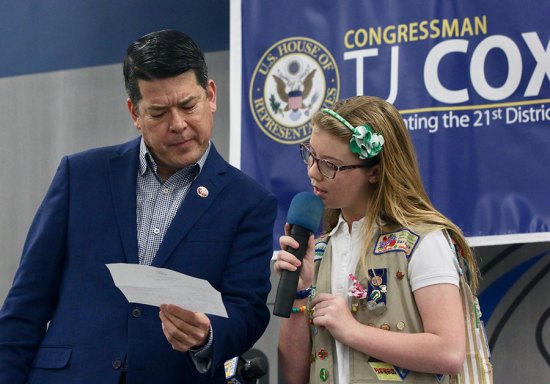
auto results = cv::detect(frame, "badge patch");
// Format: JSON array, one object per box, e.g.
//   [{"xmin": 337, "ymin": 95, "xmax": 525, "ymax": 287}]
[
  {"xmin": 373, "ymin": 229, "xmax": 420, "ymax": 257},
  {"xmin": 369, "ymin": 362, "xmax": 404, "ymax": 381},
  {"xmin": 314, "ymin": 239, "xmax": 327, "ymax": 261}
]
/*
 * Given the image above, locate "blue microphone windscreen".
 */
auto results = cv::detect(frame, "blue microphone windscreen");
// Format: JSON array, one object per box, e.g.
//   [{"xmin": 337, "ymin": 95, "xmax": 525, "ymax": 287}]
[{"xmin": 286, "ymin": 192, "xmax": 324, "ymax": 232}]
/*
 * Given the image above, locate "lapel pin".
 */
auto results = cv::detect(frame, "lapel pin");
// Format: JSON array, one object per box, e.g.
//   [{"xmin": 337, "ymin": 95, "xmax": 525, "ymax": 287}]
[{"xmin": 197, "ymin": 186, "xmax": 209, "ymax": 198}]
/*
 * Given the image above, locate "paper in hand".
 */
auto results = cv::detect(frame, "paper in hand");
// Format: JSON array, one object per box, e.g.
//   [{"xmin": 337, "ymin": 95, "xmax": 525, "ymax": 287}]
[{"xmin": 106, "ymin": 263, "xmax": 228, "ymax": 318}]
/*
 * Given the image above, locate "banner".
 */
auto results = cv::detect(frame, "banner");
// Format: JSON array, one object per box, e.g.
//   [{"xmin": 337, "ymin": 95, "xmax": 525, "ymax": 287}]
[{"xmin": 231, "ymin": 0, "xmax": 550, "ymax": 247}]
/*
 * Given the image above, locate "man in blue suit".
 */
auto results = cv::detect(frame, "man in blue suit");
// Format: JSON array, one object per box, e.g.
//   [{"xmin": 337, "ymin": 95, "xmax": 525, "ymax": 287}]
[{"xmin": 0, "ymin": 29, "xmax": 277, "ymax": 383}]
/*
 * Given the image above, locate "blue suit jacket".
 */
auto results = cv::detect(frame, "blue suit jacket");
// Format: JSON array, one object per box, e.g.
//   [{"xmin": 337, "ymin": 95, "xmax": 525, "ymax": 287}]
[{"xmin": 0, "ymin": 137, "xmax": 277, "ymax": 383}]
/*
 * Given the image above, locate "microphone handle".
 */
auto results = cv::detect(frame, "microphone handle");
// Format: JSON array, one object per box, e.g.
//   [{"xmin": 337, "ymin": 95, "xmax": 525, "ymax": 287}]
[{"xmin": 273, "ymin": 225, "xmax": 311, "ymax": 318}]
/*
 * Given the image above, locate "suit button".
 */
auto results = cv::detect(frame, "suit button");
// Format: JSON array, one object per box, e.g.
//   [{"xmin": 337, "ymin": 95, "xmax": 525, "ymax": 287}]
[
  {"xmin": 131, "ymin": 307, "xmax": 142, "ymax": 318},
  {"xmin": 112, "ymin": 359, "xmax": 122, "ymax": 369}
]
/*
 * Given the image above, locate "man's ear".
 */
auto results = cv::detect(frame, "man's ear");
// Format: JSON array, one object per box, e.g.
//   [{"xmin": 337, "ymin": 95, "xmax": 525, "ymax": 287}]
[
  {"xmin": 206, "ymin": 79, "xmax": 217, "ymax": 113},
  {"xmin": 127, "ymin": 99, "xmax": 140, "ymax": 130}
]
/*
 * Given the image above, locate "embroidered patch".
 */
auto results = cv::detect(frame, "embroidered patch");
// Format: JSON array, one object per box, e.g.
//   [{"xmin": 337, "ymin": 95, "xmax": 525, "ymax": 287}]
[
  {"xmin": 373, "ymin": 229, "xmax": 420, "ymax": 257},
  {"xmin": 367, "ymin": 268, "xmax": 388, "ymax": 311},
  {"xmin": 314, "ymin": 239, "xmax": 327, "ymax": 261},
  {"xmin": 369, "ymin": 362, "xmax": 404, "ymax": 381},
  {"xmin": 394, "ymin": 366, "xmax": 410, "ymax": 379}
]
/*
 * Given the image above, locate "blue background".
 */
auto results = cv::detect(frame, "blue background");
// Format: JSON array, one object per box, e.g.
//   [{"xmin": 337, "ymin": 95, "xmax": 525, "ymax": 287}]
[{"xmin": 240, "ymin": 0, "xmax": 550, "ymax": 243}]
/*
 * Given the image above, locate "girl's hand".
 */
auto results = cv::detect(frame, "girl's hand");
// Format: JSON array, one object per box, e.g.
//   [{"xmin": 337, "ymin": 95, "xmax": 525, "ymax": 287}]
[
  {"xmin": 273, "ymin": 223, "xmax": 316, "ymax": 290},
  {"xmin": 310, "ymin": 293, "xmax": 358, "ymax": 343}
]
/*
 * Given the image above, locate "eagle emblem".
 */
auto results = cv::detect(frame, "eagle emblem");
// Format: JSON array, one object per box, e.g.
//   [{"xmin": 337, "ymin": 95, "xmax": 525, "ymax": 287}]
[
  {"xmin": 249, "ymin": 36, "xmax": 340, "ymax": 143},
  {"xmin": 270, "ymin": 59, "xmax": 318, "ymax": 121}
]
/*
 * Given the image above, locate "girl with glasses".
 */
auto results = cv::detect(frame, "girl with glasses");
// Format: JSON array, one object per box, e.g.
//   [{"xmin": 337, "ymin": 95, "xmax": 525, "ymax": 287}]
[{"xmin": 275, "ymin": 96, "xmax": 492, "ymax": 384}]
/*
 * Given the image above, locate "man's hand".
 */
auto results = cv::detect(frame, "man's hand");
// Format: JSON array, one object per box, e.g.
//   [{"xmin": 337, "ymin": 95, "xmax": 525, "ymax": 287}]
[{"xmin": 159, "ymin": 304, "xmax": 211, "ymax": 352}]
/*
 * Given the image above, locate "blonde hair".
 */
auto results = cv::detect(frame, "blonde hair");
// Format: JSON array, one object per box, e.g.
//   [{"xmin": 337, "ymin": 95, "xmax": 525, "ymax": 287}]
[{"xmin": 311, "ymin": 96, "xmax": 479, "ymax": 291}]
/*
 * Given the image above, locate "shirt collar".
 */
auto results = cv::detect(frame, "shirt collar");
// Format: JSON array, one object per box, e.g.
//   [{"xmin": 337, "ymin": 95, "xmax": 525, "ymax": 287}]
[
  {"xmin": 138, "ymin": 137, "xmax": 210, "ymax": 178},
  {"xmin": 327, "ymin": 214, "xmax": 365, "ymax": 236}
]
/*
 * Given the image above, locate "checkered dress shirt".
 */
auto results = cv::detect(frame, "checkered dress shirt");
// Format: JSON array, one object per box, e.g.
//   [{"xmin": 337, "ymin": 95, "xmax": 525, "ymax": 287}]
[{"xmin": 136, "ymin": 138, "xmax": 209, "ymax": 265}]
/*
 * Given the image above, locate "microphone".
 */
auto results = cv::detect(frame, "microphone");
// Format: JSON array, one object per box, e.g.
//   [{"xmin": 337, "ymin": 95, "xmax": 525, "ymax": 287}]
[
  {"xmin": 273, "ymin": 192, "xmax": 323, "ymax": 318},
  {"xmin": 224, "ymin": 356, "xmax": 268, "ymax": 384}
]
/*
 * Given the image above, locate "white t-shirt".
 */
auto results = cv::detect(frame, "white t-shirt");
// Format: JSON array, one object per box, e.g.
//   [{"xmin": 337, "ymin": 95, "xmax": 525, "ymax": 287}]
[{"xmin": 328, "ymin": 216, "xmax": 459, "ymax": 384}]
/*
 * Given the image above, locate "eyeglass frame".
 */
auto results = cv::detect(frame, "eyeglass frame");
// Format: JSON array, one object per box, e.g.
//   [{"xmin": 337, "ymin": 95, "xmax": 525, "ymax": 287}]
[{"xmin": 299, "ymin": 142, "xmax": 373, "ymax": 179}]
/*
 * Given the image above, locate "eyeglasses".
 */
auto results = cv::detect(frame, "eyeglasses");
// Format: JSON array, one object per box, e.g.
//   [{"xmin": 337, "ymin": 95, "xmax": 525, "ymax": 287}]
[{"xmin": 299, "ymin": 143, "xmax": 371, "ymax": 179}]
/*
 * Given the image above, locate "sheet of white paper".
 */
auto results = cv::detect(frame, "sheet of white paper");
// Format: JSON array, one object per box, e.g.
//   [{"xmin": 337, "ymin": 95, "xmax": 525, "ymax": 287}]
[{"xmin": 106, "ymin": 263, "xmax": 228, "ymax": 318}]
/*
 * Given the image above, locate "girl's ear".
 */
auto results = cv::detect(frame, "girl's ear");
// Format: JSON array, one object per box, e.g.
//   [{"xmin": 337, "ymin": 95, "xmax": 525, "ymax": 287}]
[{"xmin": 368, "ymin": 164, "xmax": 380, "ymax": 184}]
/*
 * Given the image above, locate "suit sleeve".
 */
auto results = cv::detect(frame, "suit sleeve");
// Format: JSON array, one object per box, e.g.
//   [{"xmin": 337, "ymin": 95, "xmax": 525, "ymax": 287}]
[
  {"xmin": 207, "ymin": 189, "xmax": 277, "ymax": 376},
  {"xmin": 0, "ymin": 157, "xmax": 70, "ymax": 383}
]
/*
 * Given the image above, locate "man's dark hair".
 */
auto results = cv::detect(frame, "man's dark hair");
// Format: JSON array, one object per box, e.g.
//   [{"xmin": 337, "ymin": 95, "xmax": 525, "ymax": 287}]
[{"xmin": 123, "ymin": 29, "xmax": 209, "ymax": 107}]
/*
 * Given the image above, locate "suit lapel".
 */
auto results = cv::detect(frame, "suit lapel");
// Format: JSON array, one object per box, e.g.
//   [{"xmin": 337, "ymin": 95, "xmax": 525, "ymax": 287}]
[
  {"xmin": 109, "ymin": 138, "xmax": 140, "ymax": 264},
  {"xmin": 152, "ymin": 145, "xmax": 228, "ymax": 268}
]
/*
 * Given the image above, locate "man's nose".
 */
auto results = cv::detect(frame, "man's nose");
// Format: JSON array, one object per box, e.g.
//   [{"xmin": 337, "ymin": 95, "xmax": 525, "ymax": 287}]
[{"xmin": 169, "ymin": 110, "xmax": 187, "ymax": 132}]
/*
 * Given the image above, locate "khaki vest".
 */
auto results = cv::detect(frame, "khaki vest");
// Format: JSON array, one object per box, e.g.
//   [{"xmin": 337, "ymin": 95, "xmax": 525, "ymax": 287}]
[{"xmin": 308, "ymin": 228, "xmax": 493, "ymax": 384}]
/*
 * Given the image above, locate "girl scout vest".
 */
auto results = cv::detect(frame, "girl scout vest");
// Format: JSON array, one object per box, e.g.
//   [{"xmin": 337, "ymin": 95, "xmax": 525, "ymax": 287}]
[{"xmin": 308, "ymin": 228, "xmax": 493, "ymax": 384}]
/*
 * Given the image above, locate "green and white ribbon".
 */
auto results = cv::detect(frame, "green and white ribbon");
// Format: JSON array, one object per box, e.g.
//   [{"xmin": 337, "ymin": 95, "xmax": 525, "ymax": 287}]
[{"xmin": 321, "ymin": 108, "xmax": 384, "ymax": 159}]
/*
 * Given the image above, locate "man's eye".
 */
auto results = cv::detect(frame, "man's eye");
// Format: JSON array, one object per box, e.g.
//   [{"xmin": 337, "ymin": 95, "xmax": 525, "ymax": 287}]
[
  {"xmin": 181, "ymin": 104, "xmax": 197, "ymax": 112},
  {"xmin": 150, "ymin": 111, "xmax": 165, "ymax": 118}
]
